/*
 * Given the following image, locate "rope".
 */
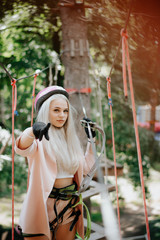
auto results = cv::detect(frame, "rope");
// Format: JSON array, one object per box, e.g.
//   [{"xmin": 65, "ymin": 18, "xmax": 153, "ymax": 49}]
[
  {"xmin": 88, "ymin": 52, "xmax": 107, "ymax": 173},
  {"xmin": 16, "ymin": 66, "xmax": 49, "ymax": 81},
  {"xmin": 0, "ymin": 62, "xmax": 13, "ymax": 80},
  {"xmin": 49, "ymin": 64, "xmax": 53, "ymax": 86},
  {"xmin": 123, "ymin": 0, "xmax": 134, "ymax": 33},
  {"xmin": 77, "ymin": 89, "xmax": 121, "ymax": 239},
  {"xmin": 121, "ymin": 29, "xmax": 150, "ymax": 240},
  {"xmin": 85, "ymin": 3, "xmax": 133, "ymax": 235},
  {"xmin": 0, "ymin": 63, "xmax": 18, "ymax": 240},
  {"xmin": 108, "ymin": 0, "xmax": 133, "ymax": 79},
  {"xmin": 10, "ymin": 79, "xmax": 18, "ymax": 115},
  {"xmin": 26, "ymin": 73, "xmax": 38, "ymax": 190},
  {"xmin": 54, "ymin": 63, "xmax": 58, "ymax": 85},
  {"xmin": 121, "ymin": 29, "xmax": 128, "ymax": 99},
  {"xmin": 0, "ymin": 63, "xmax": 18, "ymax": 116},
  {"xmin": 31, "ymin": 73, "xmax": 38, "ymax": 127},
  {"xmin": 0, "ymin": 63, "xmax": 48, "ymax": 234},
  {"xmin": 102, "ymin": 3, "xmax": 133, "ymax": 236},
  {"xmin": 66, "ymin": 88, "xmax": 91, "ymax": 94},
  {"xmin": 0, "ymin": 62, "xmax": 49, "ymax": 82},
  {"xmin": 108, "ymin": 39, "xmax": 122, "ymax": 79},
  {"xmin": 106, "ymin": 77, "xmax": 122, "ymax": 239},
  {"xmin": 11, "ymin": 79, "xmax": 17, "ymax": 240}
]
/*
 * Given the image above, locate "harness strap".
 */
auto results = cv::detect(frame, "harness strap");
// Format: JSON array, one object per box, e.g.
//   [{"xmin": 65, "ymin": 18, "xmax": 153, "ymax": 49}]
[
  {"xmin": 15, "ymin": 225, "xmax": 45, "ymax": 239},
  {"xmin": 51, "ymin": 198, "xmax": 80, "ymax": 240},
  {"xmin": 51, "ymin": 197, "xmax": 61, "ymax": 240},
  {"xmin": 49, "ymin": 183, "xmax": 80, "ymax": 240},
  {"xmin": 69, "ymin": 209, "xmax": 81, "ymax": 231},
  {"xmin": 22, "ymin": 233, "xmax": 45, "ymax": 238},
  {"xmin": 49, "ymin": 193, "xmax": 78, "ymax": 230}
]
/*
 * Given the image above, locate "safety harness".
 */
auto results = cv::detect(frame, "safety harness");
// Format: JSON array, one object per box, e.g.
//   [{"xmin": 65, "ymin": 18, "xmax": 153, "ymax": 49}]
[
  {"xmin": 79, "ymin": 120, "xmax": 105, "ymax": 193},
  {"xmin": 15, "ymin": 182, "xmax": 91, "ymax": 240},
  {"xmin": 49, "ymin": 182, "xmax": 81, "ymax": 239}
]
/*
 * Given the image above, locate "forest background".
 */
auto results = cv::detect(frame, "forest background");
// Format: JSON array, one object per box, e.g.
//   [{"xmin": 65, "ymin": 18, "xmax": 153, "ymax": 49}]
[{"xmin": 0, "ymin": 0, "xmax": 160, "ymax": 239}]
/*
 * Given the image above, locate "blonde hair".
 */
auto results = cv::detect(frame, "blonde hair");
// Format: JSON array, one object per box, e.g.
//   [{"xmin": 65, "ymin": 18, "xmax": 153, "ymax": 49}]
[{"xmin": 36, "ymin": 94, "xmax": 83, "ymax": 174}]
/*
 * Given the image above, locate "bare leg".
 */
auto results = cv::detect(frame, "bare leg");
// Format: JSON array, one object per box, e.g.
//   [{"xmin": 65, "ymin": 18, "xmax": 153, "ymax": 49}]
[{"xmin": 53, "ymin": 222, "xmax": 76, "ymax": 240}]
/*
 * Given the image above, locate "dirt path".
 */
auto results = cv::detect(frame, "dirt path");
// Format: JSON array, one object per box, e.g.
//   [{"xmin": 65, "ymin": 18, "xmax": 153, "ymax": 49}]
[
  {"xmin": 119, "ymin": 170, "xmax": 160, "ymax": 239},
  {"xmin": 91, "ymin": 168, "xmax": 160, "ymax": 239},
  {"xmin": 0, "ymin": 194, "xmax": 25, "ymax": 227}
]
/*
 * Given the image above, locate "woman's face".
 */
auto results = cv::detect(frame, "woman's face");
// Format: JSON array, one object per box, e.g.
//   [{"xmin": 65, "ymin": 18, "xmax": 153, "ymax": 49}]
[{"xmin": 49, "ymin": 98, "xmax": 69, "ymax": 128}]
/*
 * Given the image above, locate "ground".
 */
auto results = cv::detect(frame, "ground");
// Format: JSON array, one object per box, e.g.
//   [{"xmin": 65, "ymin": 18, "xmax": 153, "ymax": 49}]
[
  {"xmin": 91, "ymin": 168, "xmax": 160, "ymax": 239},
  {"xmin": 120, "ymin": 169, "xmax": 160, "ymax": 238}
]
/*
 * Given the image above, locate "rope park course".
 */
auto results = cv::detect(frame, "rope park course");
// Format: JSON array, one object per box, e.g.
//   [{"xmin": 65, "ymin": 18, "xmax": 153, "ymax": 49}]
[{"xmin": 0, "ymin": 0, "xmax": 152, "ymax": 239}]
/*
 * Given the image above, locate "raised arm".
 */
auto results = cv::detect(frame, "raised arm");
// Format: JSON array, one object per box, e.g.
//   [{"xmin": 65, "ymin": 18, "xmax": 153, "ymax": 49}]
[
  {"xmin": 17, "ymin": 122, "xmax": 50, "ymax": 150},
  {"xmin": 18, "ymin": 127, "xmax": 35, "ymax": 150}
]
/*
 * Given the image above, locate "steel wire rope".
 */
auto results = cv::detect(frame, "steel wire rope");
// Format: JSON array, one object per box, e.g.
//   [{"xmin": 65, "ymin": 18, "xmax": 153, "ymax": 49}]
[
  {"xmin": 0, "ymin": 62, "xmax": 49, "ymax": 240},
  {"xmin": 78, "ymin": 82, "xmax": 121, "ymax": 240},
  {"xmin": 108, "ymin": 0, "xmax": 133, "ymax": 79},
  {"xmin": 105, "ymin": 0, "xmax": 151, "ymax": 239},
  {"xmin": 88, "ymin": 51, "xmax": 108, "ymax": 181},
  {"xmin": 121, "ymin": 30, "xmax": 151, "ymax": 240},
  {"xmin": 85, "ymin": 1, "xmax": 134, "ymax": 239}
]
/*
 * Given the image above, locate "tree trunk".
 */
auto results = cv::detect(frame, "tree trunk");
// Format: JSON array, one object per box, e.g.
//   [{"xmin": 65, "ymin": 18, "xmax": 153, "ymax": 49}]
[{"xmin": 60, "ymin": 1, "xmax": 90, "ymax": 145}]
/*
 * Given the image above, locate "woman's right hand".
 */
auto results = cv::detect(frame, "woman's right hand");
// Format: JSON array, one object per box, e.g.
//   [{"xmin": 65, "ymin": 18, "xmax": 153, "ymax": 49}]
[{"xmin": 32, "ymin": 122, "xmax": 51, "ymax": 141}]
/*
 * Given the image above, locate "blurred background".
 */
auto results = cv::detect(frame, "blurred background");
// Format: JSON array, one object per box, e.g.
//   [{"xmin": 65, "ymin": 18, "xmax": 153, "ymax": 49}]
[{"xmin": 0, "ymin": 0, "xmax": 160, "ymax": 239}]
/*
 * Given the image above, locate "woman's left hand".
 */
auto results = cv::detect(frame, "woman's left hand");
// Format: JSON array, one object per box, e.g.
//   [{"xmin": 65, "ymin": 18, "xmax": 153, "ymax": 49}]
[{"xmin": 82, "ymin": 117, "xmax": 96, "ymax": 139}]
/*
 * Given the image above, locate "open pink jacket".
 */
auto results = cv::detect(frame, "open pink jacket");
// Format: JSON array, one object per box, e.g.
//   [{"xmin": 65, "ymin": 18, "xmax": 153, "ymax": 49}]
[{"xmin": 15, "ymin": 136, "xmax": 94, "ymax": 240}]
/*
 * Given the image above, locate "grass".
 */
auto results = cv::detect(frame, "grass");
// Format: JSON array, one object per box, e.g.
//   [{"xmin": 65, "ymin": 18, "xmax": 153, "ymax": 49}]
[
  {"xmin": 135, "ymin": 217, "xmax": 160, "ymax": 240},
  {"xmin": 91, "ymin": 200, "xmax": 102, "ymax": 223},
  {"xmin": 152, "ymin": 162, "xmax": 160, "ymax": 172},
  {"xmin": 0, "ymin": 195, "xmax": 24, "ymax": 227}
]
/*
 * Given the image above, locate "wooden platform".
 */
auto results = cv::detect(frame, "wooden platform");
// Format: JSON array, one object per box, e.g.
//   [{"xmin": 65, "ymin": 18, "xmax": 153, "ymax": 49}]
[
  {"xmin": 78, "ymin": 180, "xmax": 114, "ymax": 240},
  {"xmin": 78, "ymin": 159, "xmax": 123, "ymax": 240},
  {"xmin": 93, "ymin": 158, "xmax": 123, "ymax": 182},
  {"xmin": 82, "ymin": 180, "xmax": 115, "ymax": 199},
  {"xmin": 83, "ymin": 218, "xmax": 105, "ymax": 240}
]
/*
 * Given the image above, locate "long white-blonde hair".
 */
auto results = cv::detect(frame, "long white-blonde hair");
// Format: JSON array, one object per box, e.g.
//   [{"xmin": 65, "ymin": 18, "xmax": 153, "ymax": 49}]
[{"xmin": 36, "ymin": 94, "xmax": 84, "ymax": 174}]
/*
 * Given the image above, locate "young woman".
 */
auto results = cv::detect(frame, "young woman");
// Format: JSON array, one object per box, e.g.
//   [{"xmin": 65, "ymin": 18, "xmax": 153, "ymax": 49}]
[{"xmin": 15, "ymin": 85, "xmax": 96, "ymax": 240}]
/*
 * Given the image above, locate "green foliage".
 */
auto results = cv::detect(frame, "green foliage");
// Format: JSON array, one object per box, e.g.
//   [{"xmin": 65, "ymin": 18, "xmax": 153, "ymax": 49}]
[
  {"xmin": 91, "ymin": 80, "xmax": 160, "ymax": 192},
  {"xmin": 0, "ymin": 157, "xmax": 27, "ymax": 196},
  {"xmin": 0, "ymin": 3, "xmax": 62, "ymax": 131},
  {"xmin": 149, "ymin": 218, "xmax": 160, "ymax": 240},
  {"xmin": 135, "ymin": 217, "xmax": 160, "ymax": 240},
  {"xmin": 87, "ymin": 0, "xmax": 160, "ymax": 104},
  {"xmin": 91, "ymin": 200, "xmax": 102, "ymax": 223},
  {"xmin": 91, "ymin": 212, "xmax": 102, "ymax": 223}
]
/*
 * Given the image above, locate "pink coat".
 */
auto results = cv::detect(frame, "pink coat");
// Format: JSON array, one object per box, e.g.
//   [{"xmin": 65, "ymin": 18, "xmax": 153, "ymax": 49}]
[{"xmin": 15, "ymin": 136, "xmax": 94, "ymax": 240}]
